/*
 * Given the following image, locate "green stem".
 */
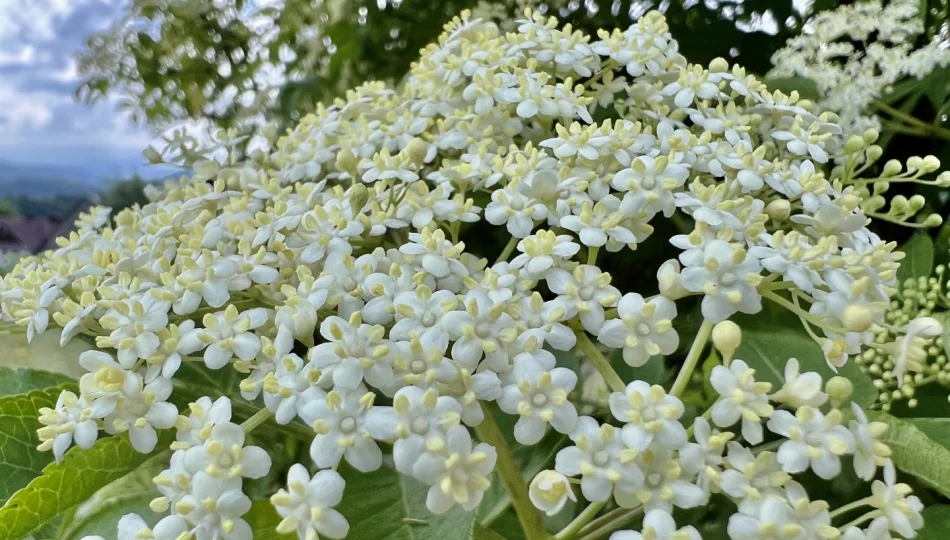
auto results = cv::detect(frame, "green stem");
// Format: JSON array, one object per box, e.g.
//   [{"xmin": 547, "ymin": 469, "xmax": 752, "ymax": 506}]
[
  {"xmin": 554, "ymin": 502, "xmax": 606, "ymax": 540},
  {"xmin": 240, "ymin": 407, "xmax": 273, "ymax": 433},
  {"xmin": 587, "ymin": 246, "xmax": 600, "ymax": 266},
  {"xmin": 474, "ymin": 403, "xmax": 548, "ymax": 540},
  {"xmin": 670, "ymin": 320, "xmax": 713, "ymax": 397},
  {"xmin": 829, "ymin": 497, "xmax": 871, "ymax": 520},
  {"xmin": 574, "ymin": 328, "xmax": 626, "ymax": 393},
  {"xmin": 496, "ymin": 237, "xmax": 519, "ymax": 264},
  {"xmin": 578, "ymin": 506, "xmax": 643, "ymax": 540},
  {"xmin": 840, "ymin": 510, "xmax": 883, "ymax": 531}
]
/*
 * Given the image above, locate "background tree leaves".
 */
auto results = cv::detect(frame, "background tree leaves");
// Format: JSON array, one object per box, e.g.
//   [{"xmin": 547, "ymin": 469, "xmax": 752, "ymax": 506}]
[
  {"xmin": 869, "ymin": 411, "xmax": 950, "ymax": 498},
  {"xmin": 897, "ymin": 233, "xmax": 936, "ymax": 283}
]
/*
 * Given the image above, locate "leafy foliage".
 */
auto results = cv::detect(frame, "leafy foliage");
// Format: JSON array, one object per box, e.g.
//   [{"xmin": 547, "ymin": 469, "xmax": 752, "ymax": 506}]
[
  {"xmin": 869, "ymin": 411, "xmax": 950, "ymax": 498},
  {"xmin": 0, "ymin": 432, "xmax": 170, "ymax": 539},
  {"xmin": 0, "ymin": 385, "xmax": 72, "ymax": 506},
  {"xmin": 336, "ymin": 463, "xmax": 477, "ymax": 540},
  {"xmin": 897, "ymin": 233, "xmax": 935, "ymax": 283},
  {"xmin": 0, "ymin": 367, "xmax": 73, "ymax": 397}
]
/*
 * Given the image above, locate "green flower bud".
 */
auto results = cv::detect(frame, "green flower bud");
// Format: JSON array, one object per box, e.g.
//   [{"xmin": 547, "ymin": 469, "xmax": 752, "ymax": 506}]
[{"xmin": 826, "ymin": 376, "xmax": 853, "ymax": 408}]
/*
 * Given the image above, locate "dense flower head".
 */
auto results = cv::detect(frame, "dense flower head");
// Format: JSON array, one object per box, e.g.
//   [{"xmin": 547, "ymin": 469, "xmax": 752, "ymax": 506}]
[{"xmin": 1, "ymin": 6, "xmax": 942, "ymax": 540}]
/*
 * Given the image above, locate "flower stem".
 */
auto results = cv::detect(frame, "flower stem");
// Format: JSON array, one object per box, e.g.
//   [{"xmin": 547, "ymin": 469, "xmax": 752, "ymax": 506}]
[
  {"xmin": 670, "ymin": 320, "xmax": 713, "ymax": 397},
  {"xmin": 496, "ymin": 237, "xmax": 519, "ymax": 264},
  {"xmin": 554, "ymin": 501, "xmax": 606, "ymax": 540},
  {"xmin": 829, "ymin": 497, "xmax": 871, "ymax": 520},
  {"xmin": 240, "ymin": 407, "xmax": 273, "ymax": 433},
  {"xmin": 587, "ymin": 246, "xmax": 600, "ymax": 266},
  {"xmin": 574, "ymin": 328, "xmax": 626, "ymax": 393},
  {"xmin": 474, "ymin": 403, "xmax": 548, "ymax": 540},
  {"xmin": 577, "ymin": 506, "xmax": 643, "ymax": 540},
  {"xmin": 839, "ymin": 509, "xmax": 883, "ymax": 531}
]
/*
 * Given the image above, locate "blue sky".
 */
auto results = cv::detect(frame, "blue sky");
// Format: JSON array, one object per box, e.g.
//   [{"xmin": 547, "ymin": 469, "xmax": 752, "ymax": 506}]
[{"xmin": 0, "ymin": 0, "xmax": 157, "ymax": 179}]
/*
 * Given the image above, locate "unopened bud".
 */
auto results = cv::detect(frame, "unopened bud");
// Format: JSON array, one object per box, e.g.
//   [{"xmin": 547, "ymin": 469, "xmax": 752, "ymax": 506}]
[
  {"xmin": 882, "ymin": 159, "xmax": 902, "ymax": 177},
  {"xmin": 712, "ymin": 320, "xmax": 742, "ymax": 363},
  {"xmin": 335, "ymin": 149, "xmax": 357, "ymax": 171},
  {"xmin": 765, "ymin": 199, "xmax": 790, "ymax": 221},
  {"xmin": 863, "ymin": 128, "xmax": 879, "ymax": 144},
  {"xmin": 657, "ymin": 259, "xmax": 688, "ymax": 300},
  {"xmin": 143, "ymin": 146, "xmax": 164, "ymax": 165},
  {"xmin": 825, "ymin": 376, "xmax": 853, "ymax": 408},
  {"xmin": 403, "ymin": 137, "xmax": 429, "ymax": 166},
  {"xmin": 865, "ymin": 145, "xmax": 883, "ymax": 163},
  {"xmin": 709, "ymin": 57, "xmax": 729, "ymax": 73},
  {"xmin": 348, "ymin": 184, "xmax": 369, "ymax": 211},
  {"xmin": 845, "ymin": 135, "xmax": 865, "ymax": 154},
  {"xmin": 923, "ymin": 155, "xmax": 941, "ymax": 172},
  {"xmin": 924, "ymin": 214, "xmax": 944, "ymax": 228},
  {"xmin": 842, "ymin": 304, "xmax": 873, "ymax": 333}
]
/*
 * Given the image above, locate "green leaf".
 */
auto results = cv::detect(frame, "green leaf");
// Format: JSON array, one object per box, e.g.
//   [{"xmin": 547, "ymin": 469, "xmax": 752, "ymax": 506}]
[
  {"xmin": 868, "ymin": 411, "xmax": 950, "ymax": 498},
  {"xmin": 244, "ymin": 501, "xmax": 293, "ymax": 539},
  {"xmin": 473, "ymin": 524, "xmax": 507, "ymax": 540},
  {"xmin": 903, "ymin": 418, "xmax": 950, "ymax": 449},
  {"xmin": 919, "ymin": 505, "xmax": 950, "ymax": 539},
  {"xmin": 0, "ymin": 431, "xmax": 171, "ymax": 539},
  {"xmin": 64, "ymin": 493, "xmax": 160, "ymax": 540},
  {"xmin": 337, "ymin": 463, "xmax": 476, "ymax": 540},
  {"xmin": 897, "ymin": 233, "xmax": 935, "ymax": 283},
  {"xmin": 0, "ymin": 367, "xmax": 74, "ymax": 397},
  {"xmin": 0, "ymin": 385, "xmax": 71, "ymax": 505},
  {"xmin": 731, "ymin": 304, "xmax": 877, "ymax": 407},
  {"xmin": 762, "ymin": 76, "xmax": 820, "ymax": 101}
]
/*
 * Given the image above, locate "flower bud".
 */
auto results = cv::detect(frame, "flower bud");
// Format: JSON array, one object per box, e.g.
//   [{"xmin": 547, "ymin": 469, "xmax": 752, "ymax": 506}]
[
  {"xmin": 865, "ymin": 145, "xmax": 883, "ymax": 163},
  {"xmin": 765, "ymin": 199, "xmax": 790, "ymax": 221},
  {"xmin": 709, "ymin": 57, "xmax": 729, "ymax": 73},
  {"xmin": 863, "ymin": 128, "xmax": 879, "ymax": 144},
  {"xmin": 882, "ymin": 159, "xmax": 902, "ymax": 176},
  {"xmin": 712, "ymin": 320, "xmax": 741, "ymax": 362},
  {"xmin": 528, "ymin": 470, "xmax": 575, "ymax": 516},
  {"xmin": 403, "ymin": 137, "xmax": 429, "ymax": 166},
  {"xmin": 845, "ymin": 135, "xmax": 865, "ymax": 154},
  {"xmin": 923, "ymin": 214, "xmax": 943, "ymax": 228},
  {"xmin": 336, "ymin": 149, "xmax": 357, "ymax": 171},
  {"xmin": 348, "ymin": 184, "xmax": 370, "ymax": 211},
  {"xmin": 842, "ymin": 304, "xmax": 873, "ymax": 333},
  {"xmin": 143, "ymin": 146, "xmax": 164, "ymax": 165},
  {"xmin": 922, "ymin": 155, "xmax": 941, "ymax": 172},
  {"xmin": 825, "ymin": 376, "xmax": 853, "ymax": 408},
  {"xmin": 657, "ymin": 259, "xmax": 688, "ymax": 300}
]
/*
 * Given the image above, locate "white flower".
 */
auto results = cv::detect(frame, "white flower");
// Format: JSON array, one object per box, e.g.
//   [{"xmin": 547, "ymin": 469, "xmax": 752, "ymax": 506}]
[
  {"xmin": 259, "ymin": 327, "xmax": 318, "ymax": 424},
  {"xmin": 529, "ymin": 470, "xmax": 576, "ymax": 516},
  {"xmin": 97, "ymin": 293, "xmax": 170, "ymax": 368},
  {"xmin": 498, "ymin": 355, "xmax": 578, "ymax": 444},
  {"xmin": 510, "ymin": 230, "xmax": 579, "ymax": 275},
  {"xmin": 609, "ymin": 381, "xmax": 687, "ymax": 451},
  {"xmin": 610, "ymin": 509, "xmax": 701, "ymax": 540},
  {"xmin": 720, "ymin": 442, "xmax": 790, "ymax": 512},
  {"xmin": 118, "ymin": 513, "xmax": 189, "ymax": 540},
  {"xmin": 442, "ymin": 291, "xmax": 517, "ymax": 370},
  {"xmin": 197, "ymin": 305, "xmax": 268, "ymax": 370},
  {"xmin": 183, "ymin": 420, "xmax": 272, "ymax": 479},
  {"xmin": 365, "ymin": 386, "xmax": 462, "ymax": 474},
  {"xmin": 561, "ymin": 197, "xmax": 637, "ymax": 250},
  {"xmin": 176, "ymin": 471, "xmax": 253, "ymax": 539},
  {"xmin": 889, "ymin": 316, "xmax": 942, "ymax": 385},
  {"xmin": 299, "ymin": 387, "xmax": 382, "ymax": 472},
  {"xmin": 767, "ymin": 406, "xmax": 854, "ymax": 479},
  {"xmin": 727, "ymin": 495, "xmax": 807, "ymax": 539},
  {"xmin": 516, "ymin": 292, "xmax": 576, "ymax": 352},
  {"xmin": 849, "ymin": 403, "xmax": 890, "ymax": 481},
  {"xmin": 174, "ymin": 396, "xmax": 232, "ymax": 450},
  {"xmin": 598, "ymin": 293, "xmax": 679, "ymax": 367},
  {"xmin": 391, "ymin": 284, "xmax": 458, "ymax": 341},
  {"xmin": 37, "ymin": 390, "xmax": 106, "ymax": 463},
  {"xmin": 271, "ymin": 465, "xmax": 350, "ymax": 540},
  {"xmin": 388, "ymin": 332, "xmax": 459, "ymax": 392},
  {"xmin": 769, "ymin": 357, "xmax": 828, "ymax": 409},
  {"xmin": 621, "ymin": 445, "xmax": 706, "ymax": 512},
  {"xmin": 555, "ymin": 416, "xmax": 643, "ymax": 503},
  {"xmin": 412, "ymin": 425, "xmax": 496, "ymax": 514},
  {"xmin": 308, "ymin": 314, "xmax": 393, "ymax": 390},
  {"xmin": 710, "ymin": 359, "xmax": 773, "ymax": 444},
  {"xmin": 485, "ymin": 182, "xmax": 547, "ymax": 238},
  {"xmin": 680, "ymin": 239, "xmax": 763, "ymax": 323},
  {"xmin": 611, "ymin": 155, "xmax": 689, "ymax": 218},
  {"xmin": 679, "ymin": 417, "xmax": 732, "ymax": 493},
  {"xmin": 399, "ymin": 227, "xmax": 470, "ymax": 279},
  {"xmin": 546, "ymin": 264, "xmax": 620, "ymax": 335},
  {"xmin": 868, "ymin": 461, "xmax": 924, "ymax": 538}
]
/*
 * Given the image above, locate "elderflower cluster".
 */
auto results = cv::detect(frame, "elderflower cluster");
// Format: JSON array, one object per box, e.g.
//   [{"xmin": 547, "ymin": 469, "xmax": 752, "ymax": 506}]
[
  {"xmin": 535, "ymin": 351, "xmax": 920, "ymax": 539},
  {"xmin": 0, "ymin": 6, "xmax": 943, "ymax": 540},
  {"xmin": 769, "ymin": 0, "xmax": 950, "ymax": 133}
]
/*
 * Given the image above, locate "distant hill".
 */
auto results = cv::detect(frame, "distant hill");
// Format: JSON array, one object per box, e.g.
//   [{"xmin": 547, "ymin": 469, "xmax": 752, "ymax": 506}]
[{"xmin": 0, "ymin": 159, "xmax": 182, "ymax": 198}]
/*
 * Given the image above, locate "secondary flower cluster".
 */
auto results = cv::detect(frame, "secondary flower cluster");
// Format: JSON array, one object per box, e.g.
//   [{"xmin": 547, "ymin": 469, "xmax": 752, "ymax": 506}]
[
  {"xmin": 0, "ymin": 6, "xmax": 941, "ymax": 540},
  {"xmin": 532, "ymin": 356, "xmax": 920, "ymax": 539},
  {"xmin": 769, "ymin": 0, "xmax": 950, "ymax": 134}
]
